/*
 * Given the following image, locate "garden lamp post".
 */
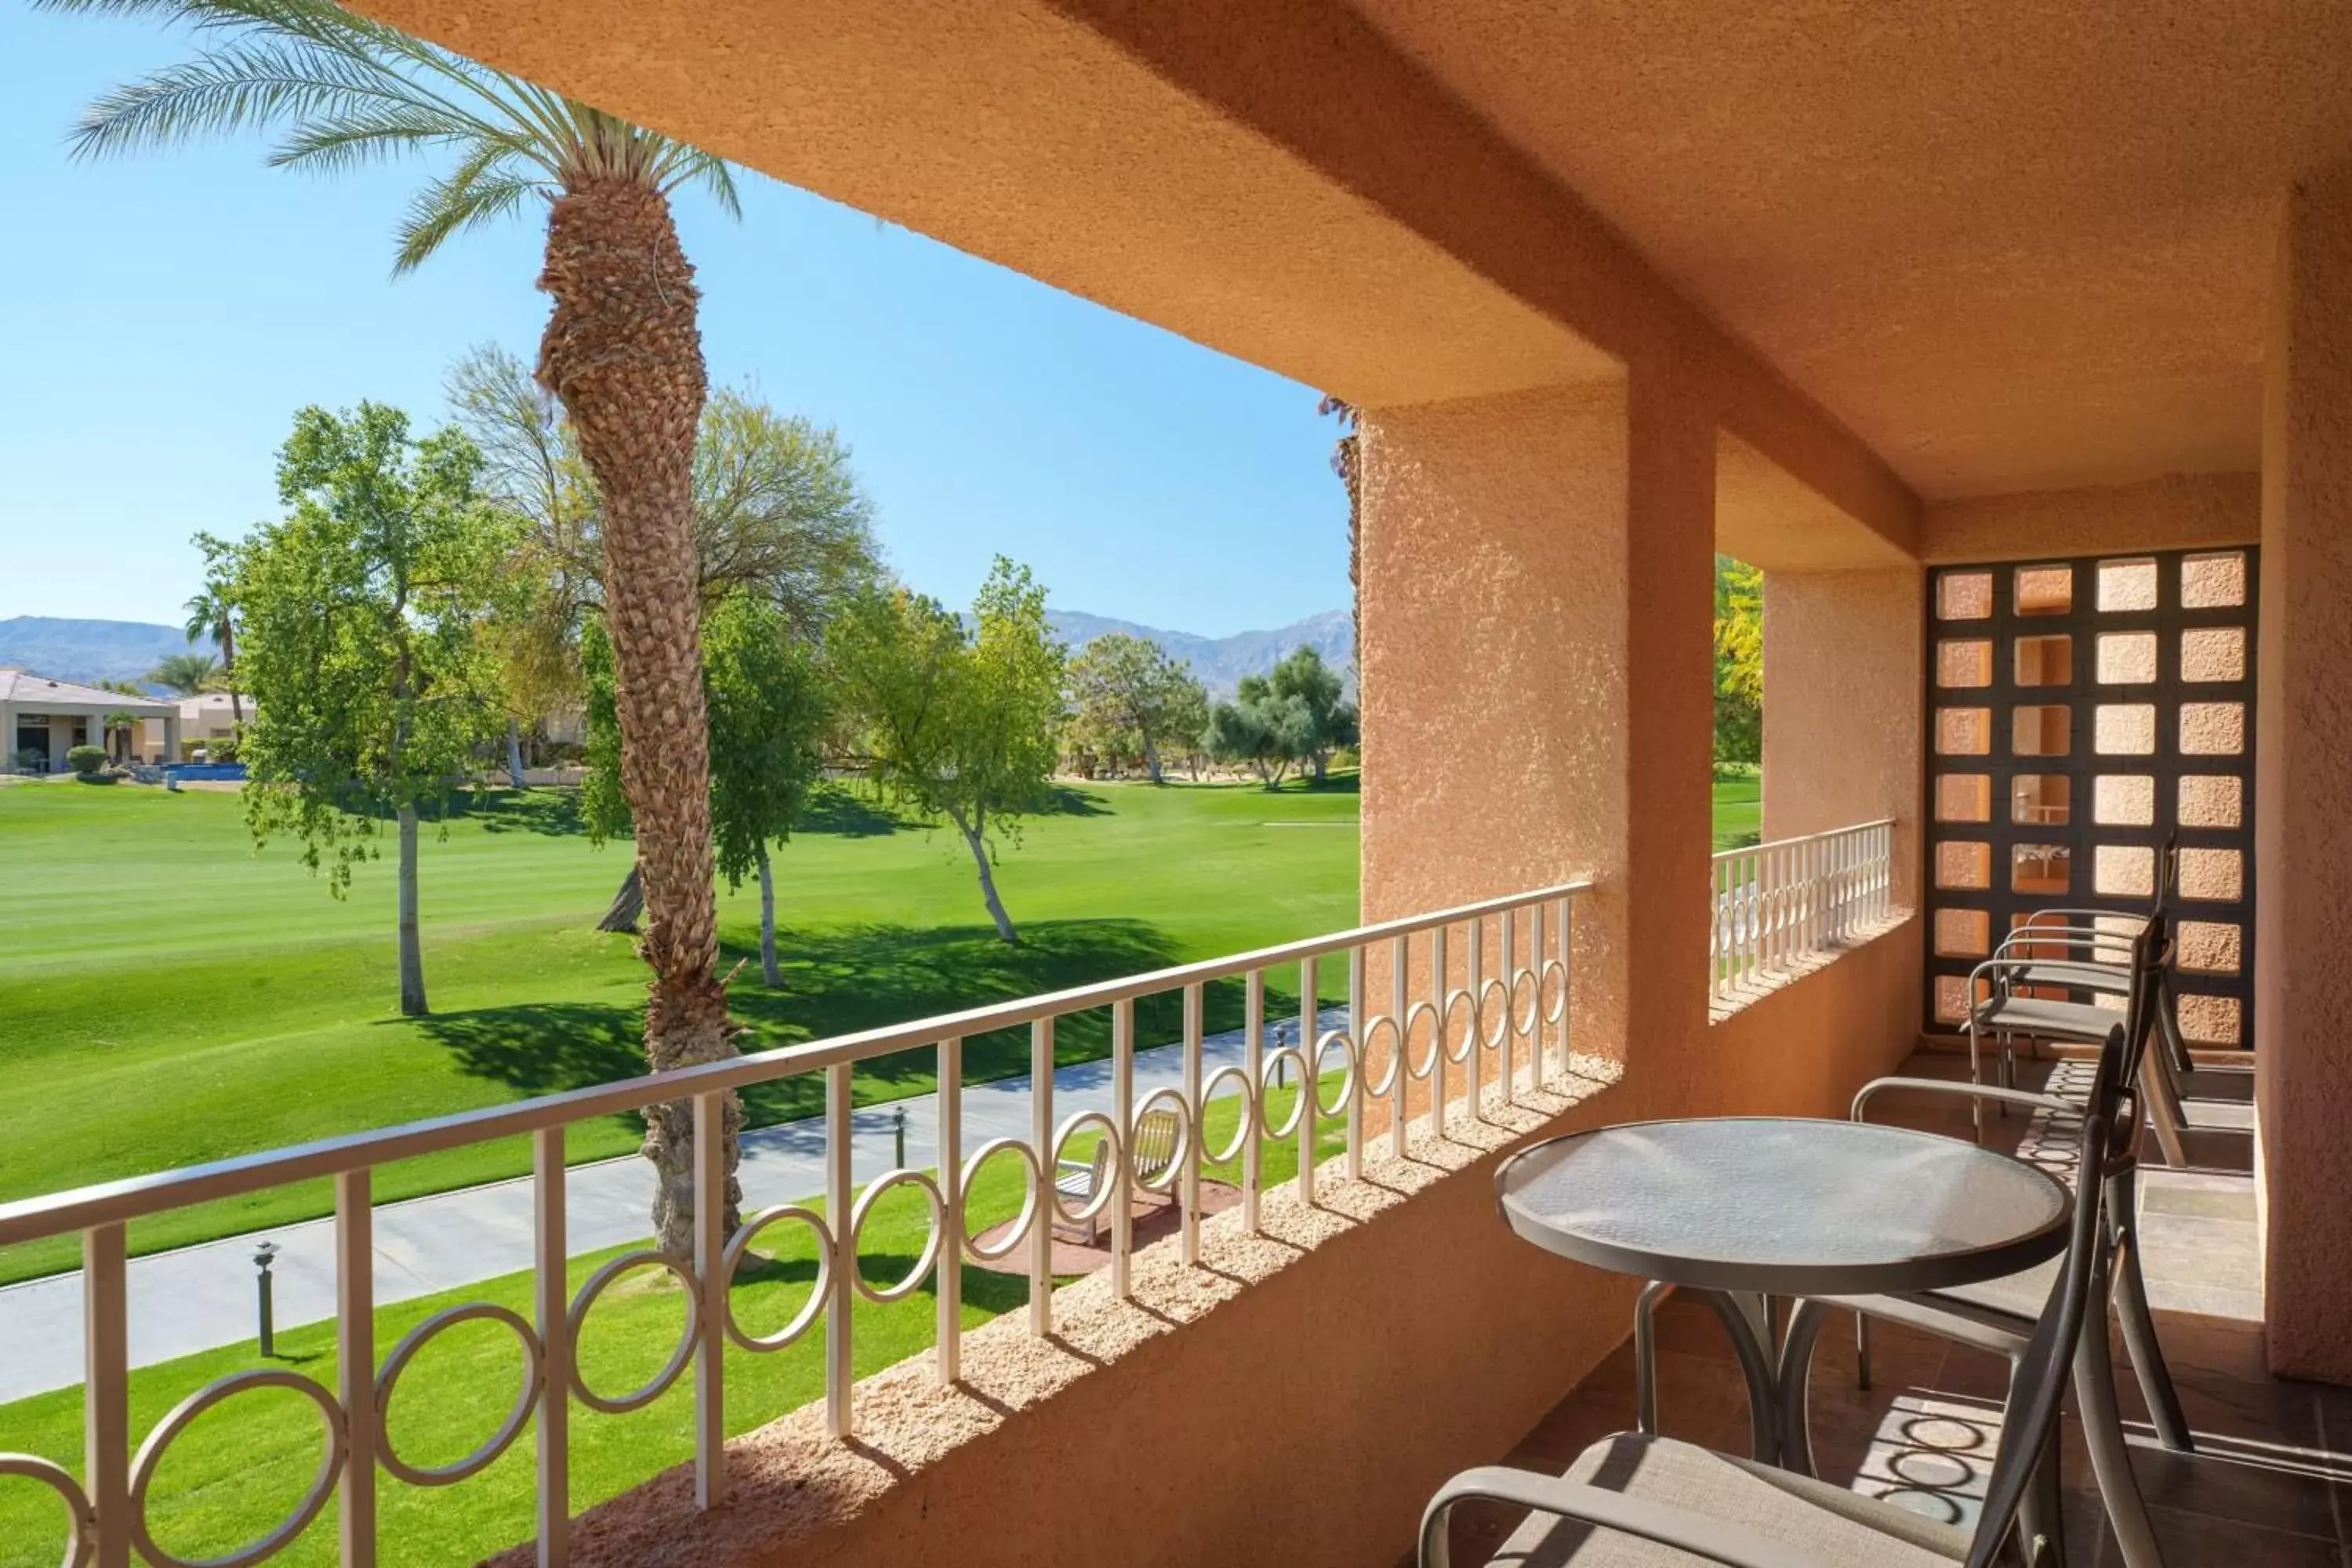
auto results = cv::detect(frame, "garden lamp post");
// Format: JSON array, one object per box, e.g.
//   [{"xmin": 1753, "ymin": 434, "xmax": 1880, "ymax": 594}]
[
  {"xmin": 252, "ymin": 1240, "xmax": 280, "ymax": 1357},
  {"xmin": 894, "ymin": 1105, "xmax": 908, "ymax": 1170}
]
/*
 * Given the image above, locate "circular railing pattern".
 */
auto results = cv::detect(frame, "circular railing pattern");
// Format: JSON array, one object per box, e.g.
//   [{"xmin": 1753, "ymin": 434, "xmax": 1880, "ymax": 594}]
[
  {"xmin": 129, "ymin": 1370, "xmax": 347, "ymax": 1568},
  {"xmin": 1510, "ymin": 965, "xmax": 1543, "ymax": 1038},
  {"xmin": 848, "ymin": 1170, "xmax": 946, "ymax": 1303},
  {"xmin": 1476, "ymin": 977, "xmax": 1512, "ymax": 1051},
  {"xmin": 1128, "ymin": 1088, "xmax": 1196, "ymax": 1188},
  {"xmin": 566, "ymin": 1250, "xmax": 700, "ymax": 1415},
  {"xmin": 1311, "ymin": 1028, "xmax": 1359, "ymax": 1118},
  {"xmin": 0, "ymin": 1452, "xmax": 96, "ymax": 1568},
  {"xmin": 1254, "ymin": 1050, "xmax": 1309, "ymax": 1138},
  {"xmin": 1047, "ymin": 1111, "xmax": 1123, "ymax": 1229},
  {"xmin": 720, "ymin": 1203, "xmax": 834, "ymax": 1352},
  {"xmin": 1439, "ymin": 988, "xmax": 1479, "ymax": 1065},
  {"xmin": 960, "ymin": 1137, "xmax": 1044, "ymax": 1262},
  {"xmin": 373, "ymin": 1303, "xmax": 544, "ymax": 1487},
  {"xmin": 1356, "ymin": 1012, "xmax": 1405, "ymax": 1099},
  {"xmin": 1541, "ymin": 957, "xmax": 1570, "ymax": 1025},
  {"xmin": 1196, "ymin": 1065, "xmax": 1257, "ymax": 1163}
]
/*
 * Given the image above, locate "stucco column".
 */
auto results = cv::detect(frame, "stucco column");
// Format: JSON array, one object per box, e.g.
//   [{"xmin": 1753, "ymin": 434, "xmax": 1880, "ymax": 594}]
[
  {"xmin": 1760, "ymin": 569, "xmax": 1926, "ymax": 908},
  {"xmin": 2256, "ymin": 160, "xmax": 2352, "ymax": 1385},
  {"xmin": 47, "ymin": 718, "xmax": 70, "ymax": 774},
  {"xmin": 163, "ymin": 715, "xmax": 181, "ymax": 765},
  {"xmin": 1359, "ymin": 375, "xmax": 1715, "ymax": 1114}
]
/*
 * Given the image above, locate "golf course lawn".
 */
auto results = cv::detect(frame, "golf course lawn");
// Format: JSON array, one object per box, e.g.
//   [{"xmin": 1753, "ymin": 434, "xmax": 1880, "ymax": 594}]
[
  {"xmin": 0, "ymin": 772, "xmax": 1759, "ymax": 1285},
  {"xmin": 1711, "ymin": 771, "xmax": 1762, "ymax": 850},
  {"xmin": 0, "ymin": 777, "xmax": 1360, "ymax": 1283}
]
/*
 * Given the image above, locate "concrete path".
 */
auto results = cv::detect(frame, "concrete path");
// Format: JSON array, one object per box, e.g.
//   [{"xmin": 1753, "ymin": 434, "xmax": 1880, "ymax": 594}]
[{"xmin": 0, "ymin": 1007, "xmax": 1347, "ymax": 1403}]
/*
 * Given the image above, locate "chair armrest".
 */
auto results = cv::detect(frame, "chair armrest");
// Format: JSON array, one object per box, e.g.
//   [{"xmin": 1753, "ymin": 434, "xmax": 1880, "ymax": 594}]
[
  {"xmin": 1851, "ymin": 1076, "xmax": 2072, "ymax": 1122},
  {"xmin": 1418, "ymin": 1466, "xmax": 1819, "ymax": 1568}
]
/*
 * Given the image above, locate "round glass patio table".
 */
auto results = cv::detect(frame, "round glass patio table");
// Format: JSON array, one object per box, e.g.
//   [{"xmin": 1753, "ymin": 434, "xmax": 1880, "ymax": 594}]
[
  {"xmin": 1494, "ymin": 1116, "xmax": 2072, "ymax": 1472},
  {"xmin": 1497, "ymin": 1116, "xmax": 2072, "ymax": 1297}
]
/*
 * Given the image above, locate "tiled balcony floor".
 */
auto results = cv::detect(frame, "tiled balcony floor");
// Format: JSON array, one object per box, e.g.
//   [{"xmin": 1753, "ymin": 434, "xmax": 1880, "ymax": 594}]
[{"xmin": 1421, "ymin": 1051, "xmax": 2352, "ymax": 1567}]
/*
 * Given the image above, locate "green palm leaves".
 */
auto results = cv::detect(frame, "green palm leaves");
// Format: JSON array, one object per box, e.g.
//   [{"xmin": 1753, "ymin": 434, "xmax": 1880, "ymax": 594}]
[{"xmin": 38, "ymin": 0, "xmax": 739, "ymax": 271}]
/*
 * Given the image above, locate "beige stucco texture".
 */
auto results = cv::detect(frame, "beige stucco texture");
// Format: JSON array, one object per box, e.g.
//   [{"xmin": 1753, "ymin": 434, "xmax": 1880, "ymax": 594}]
[
  {"xmin": 1762, "ymin": 568, "xmax": 1925, "ymax": 914},
  {"xmin": 1922, "ymin": 473, "xmax": 2260, "ymax": 565},
  {"xmin": 1348, "ymin": 1, "xmax": 2352, "ymax": 499},
  {"xmin": 2256, "ymin": 161, "xmax": 2352, "ymax": 1385}
]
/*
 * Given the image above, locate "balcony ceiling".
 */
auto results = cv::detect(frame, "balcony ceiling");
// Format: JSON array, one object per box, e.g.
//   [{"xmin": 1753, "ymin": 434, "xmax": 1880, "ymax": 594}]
[{"xmin": 1348, "ymin": 0, "xmax": 2352, "ymax": 498}]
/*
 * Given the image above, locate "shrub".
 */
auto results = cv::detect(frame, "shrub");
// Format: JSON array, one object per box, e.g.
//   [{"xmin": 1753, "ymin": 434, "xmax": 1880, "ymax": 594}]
[
  {"xmin": 201, "ymin": 735, "xmax": 241, "ymax": 764},
  {"xmin": 75, "ymin": 770, "xmax": 120, "ymax": 786},
  {"xmin": 9, "ymin": 748, "xmax": 45, "ymax": 773},
  {"xmin": 66, "ymin": 746, "xmax": 107, "ymax": 776}
]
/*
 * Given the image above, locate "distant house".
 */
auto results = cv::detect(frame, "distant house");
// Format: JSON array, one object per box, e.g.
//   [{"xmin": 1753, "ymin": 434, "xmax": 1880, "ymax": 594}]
[
  {"xmin": 152, "ymin": 691, "xmax": 249, "ymax": 760},
  {"xmin": 0, "ymin": 669, "xmax": 180, "ymax": 773}
]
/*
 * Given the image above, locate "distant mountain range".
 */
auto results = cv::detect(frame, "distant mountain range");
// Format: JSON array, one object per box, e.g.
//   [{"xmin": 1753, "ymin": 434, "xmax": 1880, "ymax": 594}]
[
  {"xmin": 1046, "ymin": 608, "xmax": 1354, "ymax": 700},
  {"xmin": 0, "ymin": 609, "xmax": 1353, "ymax": 701},
  {"xmin": 0, "ymin": 618, "xmax": 216, "ymax": 689}
]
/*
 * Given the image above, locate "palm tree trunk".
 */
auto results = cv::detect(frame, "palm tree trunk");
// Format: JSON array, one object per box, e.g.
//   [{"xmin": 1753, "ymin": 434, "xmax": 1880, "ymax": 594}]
[
  {"xmin": 222, "ymin": 626, "xmax": 243, "ymax": 726},
  {"xmin": 757, "ymin": 843, "xmax": 782, "ymax": 987},
  {"xmin": 397, "ymin": 803, "xmax": 426, "ymax": 1017},
  {"xmin": 949, "ymin": 805, "xmax": 1018, "ymax": 944},
  {"xmin": 539, "ymin": 175, "xmax": 738, "ymax": 1259}
]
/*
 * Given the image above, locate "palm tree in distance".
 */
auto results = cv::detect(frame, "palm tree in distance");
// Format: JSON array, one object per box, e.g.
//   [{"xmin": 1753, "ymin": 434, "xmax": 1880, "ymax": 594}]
[
  {"xmin": 183, "ymin": 568, "xmax": 241, "ymax": 723},
  {"xmin": 44, "ymin": 0, "xmax": 746, "ymax": 1257},
  {"xmin": 147, "ymin": 650, "xmax": 223, "ymax": 696},
  {"xmin": 1318, "ymin": 394, "xmax": 1361, "ymax": 693}
]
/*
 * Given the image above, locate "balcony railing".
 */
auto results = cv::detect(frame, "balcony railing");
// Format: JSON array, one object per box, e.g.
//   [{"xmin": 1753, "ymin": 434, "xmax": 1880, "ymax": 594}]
[
  {"xmin": 0, "ymin": 880, "xmax": 1588, "ymax": 1568},
  {"xmin": 1709, "ymin": 818, "xmax": 1895, "ymax": 1002}
]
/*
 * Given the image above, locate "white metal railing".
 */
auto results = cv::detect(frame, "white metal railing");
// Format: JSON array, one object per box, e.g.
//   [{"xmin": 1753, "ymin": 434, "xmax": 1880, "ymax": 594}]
[
  {"xmin": 0, "ymin": 880, "xmax": 1588, "ymax": 1568},
  {"xmin": 1709, "ymin": 819, "xmax": 1894, "ymax": 1001}
]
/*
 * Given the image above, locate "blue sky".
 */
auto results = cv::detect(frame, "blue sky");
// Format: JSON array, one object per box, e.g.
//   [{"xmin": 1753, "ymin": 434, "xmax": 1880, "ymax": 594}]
[{"xmin": 0, "ymin": 7, "xmax": 1348, "ymax": 637}]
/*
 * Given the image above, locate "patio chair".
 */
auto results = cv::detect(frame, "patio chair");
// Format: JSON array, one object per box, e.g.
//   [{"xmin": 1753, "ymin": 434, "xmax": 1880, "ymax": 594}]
[
  {"xmin": 1967, "ymin": 838, "xmax": 2248, "ymax": 1167},
  {"xmin": 1052, "ymin": 1105, "xmax": 1181, "ymax": 1243},
  {"xmin": 1420, "ymin": 1027, "xmax": 2131, "ymax": 1568}
]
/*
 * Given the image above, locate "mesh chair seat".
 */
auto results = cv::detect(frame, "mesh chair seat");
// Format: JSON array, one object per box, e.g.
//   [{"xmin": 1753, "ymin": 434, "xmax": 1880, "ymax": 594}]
[
  {"xmin": 1488, "ymin": 1434, "xmax": 1965, "ymax": 1567},
  {"xmin": 1971, "ymin": 993, "xmax": 2125, "ymax": 1042}
]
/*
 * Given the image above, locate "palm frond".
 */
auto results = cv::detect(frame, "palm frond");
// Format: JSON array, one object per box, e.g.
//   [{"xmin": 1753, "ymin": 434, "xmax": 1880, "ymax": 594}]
[
  {"xmin": 38, "ymin": 0, "xmax": 742, "ymax": 270},
  {"xmin": 393, "ymin": 144, "xmax": 537, "ymax": 274}
]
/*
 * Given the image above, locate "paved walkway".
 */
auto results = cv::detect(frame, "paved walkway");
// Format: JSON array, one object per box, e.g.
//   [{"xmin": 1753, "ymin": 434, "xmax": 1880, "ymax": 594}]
[{"xmin": 0, "ymin": 1007, "xmax": 1347, "ymax": 1402}]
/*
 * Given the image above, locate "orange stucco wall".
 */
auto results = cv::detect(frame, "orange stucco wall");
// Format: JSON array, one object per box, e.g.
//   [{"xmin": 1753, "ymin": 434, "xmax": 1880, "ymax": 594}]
[
  {"xmin": 1920, "ymin": 472, "xmax": 2260, "ymax": 564},
  {"xmin": 2256, "ymin": 162, "xmax": 2352, "ymax": 1385},
  {"xmin": 1760, "ymin": 568, "xmax": 1926, "ymax": 916}
]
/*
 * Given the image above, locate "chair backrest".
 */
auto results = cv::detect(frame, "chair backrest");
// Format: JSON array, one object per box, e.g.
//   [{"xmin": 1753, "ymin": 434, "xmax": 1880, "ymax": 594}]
[
  {"xmin": 1965, "ymin": 1024, "xmax": 2131, "ymax": 1568},
  {"xmin": 1132, "ymin": 1108, "xmax": 1179, "ymax": 1178}
]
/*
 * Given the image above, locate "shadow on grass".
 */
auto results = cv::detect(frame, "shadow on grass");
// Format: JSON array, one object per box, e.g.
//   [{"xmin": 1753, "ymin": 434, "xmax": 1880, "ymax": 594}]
[
  {"xmin": 414, "ymin": 916, "xmax": 1323, "ymax": 1129},
  {"xmin": 794, "ymin": 782, "xmax": 906, "ymax": 838},
  {"xmin": 445, "ymin": 787, "xmax": 589, "ymax": 837},
  {"xmin": 735, "ymin": 1247, "xmax": 1030, "ymax": 1314},
  {"xmin": 1047, "ymin": 784, "xmax": 1111, "ymax": 816}
]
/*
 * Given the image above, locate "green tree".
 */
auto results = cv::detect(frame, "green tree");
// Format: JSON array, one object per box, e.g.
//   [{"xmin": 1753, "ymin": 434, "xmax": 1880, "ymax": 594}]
[
  {"xmin": 1266, "ymin": 644, "xmax": 1358, "ymax": 782},
  {"xmin": 232, "ymin": 402, "xmax": 517, "ymax": 1018},
  {"xmin": 1714, "ymin": 554, "xmax": 1764, "ymax": 766},
  {"xmin": 705, "ymin": 595, "xmax": 829, "ymax": 987},
  {"xmin": 49, "ymin": 0, "xmax": 748, "ymax": 1259},
  {"xmin": 832, "ymin": 559, "xmax": 1065, "ymax": 943},
  {"xmin": 1064, "ymin": 633, "xmax": 1206, "ymax": 783},
  {"xmin": 1205, "ymin": 678, "xmax": 1316, "ymax": 789},
  {"xmin": 183, "ymin": 532, "xmax": 244, "ymax": 722},
  {"xmin": 452, "ymin": 345, "xmax": 883, "ymax": 914},
  {"xmin": 147, "ymin": 650, "xmax": 222, "ymax": 696}
]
